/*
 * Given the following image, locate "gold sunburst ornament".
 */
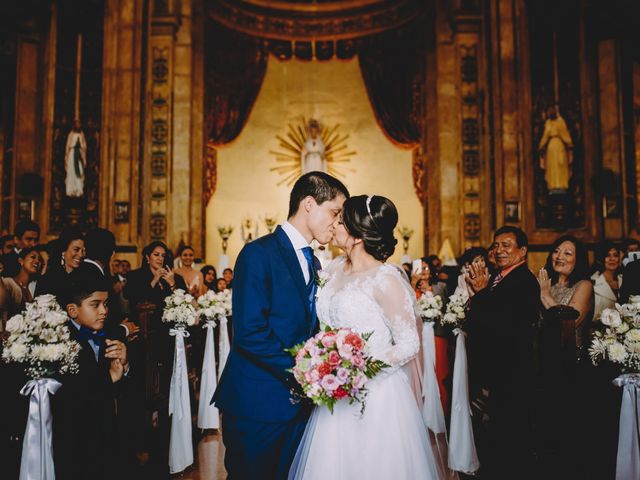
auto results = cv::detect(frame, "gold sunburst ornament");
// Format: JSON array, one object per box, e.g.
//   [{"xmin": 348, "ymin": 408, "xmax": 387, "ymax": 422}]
[{"xmin": 270, "ymin": 117, "xmax": 356, "ymax": 186}]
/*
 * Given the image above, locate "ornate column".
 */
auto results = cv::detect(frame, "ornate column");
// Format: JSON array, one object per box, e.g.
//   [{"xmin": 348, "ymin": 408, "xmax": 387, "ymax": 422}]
[
  {"xmin": 101, "ymin": 0, "xmax": 145, "ymax": 246},
  {"xmin": 425, "ymin": 0, "xmax": 489, "ymax": 255},
  {"xmin": 597, "ymin": 39, "xmax": 628, "ymax": 238},
  {"xmin": 142, "ymin": 0, "xmax": 203, "ymax": 252},
  {"xmin": 144, "ymin": 0, "xmax": 179, "ymax": 246}
]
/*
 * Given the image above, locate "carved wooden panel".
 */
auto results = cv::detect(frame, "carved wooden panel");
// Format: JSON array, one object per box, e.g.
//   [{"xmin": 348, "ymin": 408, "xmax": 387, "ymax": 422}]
[{"xmin": 460, "ymin": 42, "xmax": 483, "ymax": 245}]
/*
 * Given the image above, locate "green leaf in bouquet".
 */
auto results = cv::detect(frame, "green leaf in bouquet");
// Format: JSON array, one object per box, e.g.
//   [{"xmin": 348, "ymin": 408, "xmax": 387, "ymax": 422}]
[
  {"xmin": 284, "ymin": 341, "xmax": 305, "ymax": 356},
  {"xmin": 361, "ymin": 331, "xmax": 374, "ymax": 342},
  {"xmin": 364, "ymin": 359, "xmax": 389, "ymax": 378}
]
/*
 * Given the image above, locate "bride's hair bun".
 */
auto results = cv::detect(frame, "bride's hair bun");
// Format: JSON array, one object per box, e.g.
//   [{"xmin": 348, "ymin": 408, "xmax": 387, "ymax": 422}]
[{"xmin": 342, "ymin": 195, "xmax": 398, "ymax": 261}]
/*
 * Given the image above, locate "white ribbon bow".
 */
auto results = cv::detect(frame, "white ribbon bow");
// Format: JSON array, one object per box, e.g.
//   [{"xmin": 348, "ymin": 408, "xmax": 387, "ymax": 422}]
[
  {"xmin": 19, "ymin": 378, "xmax": 62, "ymax": 480},
  {"xmin": 421, "ymin": 321, "xmax": 446, "ymax": 434},
  {"xmin": 613, "ymin": 374, "xmax": 640, "ymax": 480},
  {"xmin": 168, "ymin": 327, "xmax": 193, "ymax": 474},
  {"xmin": 218, "ymin": 315, "xmax": 231, "ymax": 379},
  {"xmin": 448, "ymin": 328, "xmax": 480, "ymax": 474},
  {"xmin": 197, "ymin": 320, "xmax": 220, "ymax": 429}
]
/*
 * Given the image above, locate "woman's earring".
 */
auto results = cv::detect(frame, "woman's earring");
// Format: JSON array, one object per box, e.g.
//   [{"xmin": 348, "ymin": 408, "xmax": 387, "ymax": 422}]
[{"xmin": 61, "ymin": 253, "xmax": 65, "ymax": 266}]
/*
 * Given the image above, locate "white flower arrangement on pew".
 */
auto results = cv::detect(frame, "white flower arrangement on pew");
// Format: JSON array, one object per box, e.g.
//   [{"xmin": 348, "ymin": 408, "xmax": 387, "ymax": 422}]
[
  {"xmin": 589, "ymin": 295, "xmax": 640, "ymax": 371},
  {"xmin": 2, "ymin": 294, "xmax": 81, "ymax": 379},
  {"xmin": 415, "ymin": 291, "xmax": 443, "ymax": 322},
  {"xmin": 197, "ymin": 289, "xmax": 232, "ymax": 323},
  {"xmin": 162, "ymin": 289, "xmax": 198, "ymax": 328},
  {"xmin": 441, "ymin": 293, "xmax": 468, "ymax": 329}
]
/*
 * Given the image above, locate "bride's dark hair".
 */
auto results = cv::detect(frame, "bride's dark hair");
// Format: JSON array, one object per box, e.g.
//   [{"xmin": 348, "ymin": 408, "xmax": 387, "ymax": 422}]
[{"xmin": 342, "ymin": 195, "xmax": 398, "ymax": 261}]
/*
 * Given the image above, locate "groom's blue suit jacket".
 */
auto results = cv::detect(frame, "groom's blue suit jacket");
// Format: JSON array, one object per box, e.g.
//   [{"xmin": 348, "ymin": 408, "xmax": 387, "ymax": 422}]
[{"xmin": 213, "ymin": 226, "xmax": 317, "ymax": 422}]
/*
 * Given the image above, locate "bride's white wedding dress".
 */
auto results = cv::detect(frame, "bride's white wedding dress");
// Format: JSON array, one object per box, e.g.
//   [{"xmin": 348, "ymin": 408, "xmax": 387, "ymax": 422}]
[{"xmin": 289, "ymin": 257, "xmax": 441, "ymax": 480}]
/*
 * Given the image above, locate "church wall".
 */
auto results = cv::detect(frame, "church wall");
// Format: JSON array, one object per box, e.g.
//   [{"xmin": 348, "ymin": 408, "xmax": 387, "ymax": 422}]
[{"xmin": 206, "ymin": 58, "xmax": 424, "ymax": 268}]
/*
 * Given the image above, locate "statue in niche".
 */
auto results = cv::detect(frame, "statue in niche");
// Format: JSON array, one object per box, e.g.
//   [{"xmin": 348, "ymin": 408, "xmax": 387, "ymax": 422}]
[
  {"xmin": 301, "ymin": 119, "xmax": 326, "ymax": 174},
  {"xmin": 64, "ymin": 118, "xmax": 87, "ymax": 197},
  {"xmin": 538, "ymin": 105, "xmax": 573, "ymax": 193}
]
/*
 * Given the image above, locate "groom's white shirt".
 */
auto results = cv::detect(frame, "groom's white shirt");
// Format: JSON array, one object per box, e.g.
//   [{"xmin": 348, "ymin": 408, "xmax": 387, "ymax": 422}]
[{"xmin": 281, "ymin": 221, "xmax": 312, "ymax": 284}]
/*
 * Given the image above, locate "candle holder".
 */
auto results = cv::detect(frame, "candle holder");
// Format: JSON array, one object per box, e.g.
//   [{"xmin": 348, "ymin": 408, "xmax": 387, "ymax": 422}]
[
  {"xmin": 263, "ymin": 214, "xmax": 278, "ymax": 233},
  {"xmin": 217, "ymin": 226, "xmax": 233, "ymax": 254},
  {"xmin": 396, "ymin": 226, "xmax": 414, "ymax": 256},
  {"xmin": 241, "ymin": 217, "xmax": 259, "ymax": 243}
]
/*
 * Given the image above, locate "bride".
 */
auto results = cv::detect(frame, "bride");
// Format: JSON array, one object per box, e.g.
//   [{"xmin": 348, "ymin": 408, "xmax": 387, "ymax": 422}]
[{"xmin": 289, "ymin": 195, "xmax": 441, "ymax": 480}]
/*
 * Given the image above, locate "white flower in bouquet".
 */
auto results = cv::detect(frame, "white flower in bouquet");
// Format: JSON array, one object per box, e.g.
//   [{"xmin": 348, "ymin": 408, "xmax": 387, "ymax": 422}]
[
  {"xmin": 416, "ymin": 291, "xmax": 443, "ymax": 322},
  {"xmin": 6, "ymin": 314, "xmax": 26, "ymax": 334},
  {"xmin": 608, "ymin": 342, "xmax": 629, "ymax": 364},
  {"xmin": 35, "ymin": 294, "xmax": 57, "ymax": 309},
  {"xmin": 1, "ymin": 295, "xmax": 81, "ymax": 379},
  {"xmin": 600, "ymin": 308, "xmax": 622, "ymax": 328},
  {"xmin": 626, "ymin": 328, "xmax": 640, "ymax": 342},
  {"xmin": 162, "ymin": 289, "xmax": 198, "ymax": 328}
]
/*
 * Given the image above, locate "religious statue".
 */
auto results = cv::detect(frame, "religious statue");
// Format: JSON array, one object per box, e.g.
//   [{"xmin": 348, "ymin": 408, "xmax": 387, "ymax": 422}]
[
  {"xmin": 538, "ymin": 105, "xmax": 573, "ymax": 193},
  {"xmin": 300, "ymin": 119, "xmax": 326, "ymax": 174},
  {"xmin": 64, "ymin": 118, "xmax": 87, "ymax": 197}
]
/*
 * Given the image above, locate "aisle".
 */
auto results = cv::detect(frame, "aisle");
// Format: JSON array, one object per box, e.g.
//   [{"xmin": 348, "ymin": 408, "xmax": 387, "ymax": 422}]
[{"xmin": 176, "ymin": 431, "xmax": 226, "ymax": 479}]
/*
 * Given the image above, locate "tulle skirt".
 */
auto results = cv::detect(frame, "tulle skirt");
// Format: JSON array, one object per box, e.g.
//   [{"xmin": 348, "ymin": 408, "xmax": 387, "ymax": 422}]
[{"xmin": 288, "ymin": 368, "xmax": 441, "ymax": 480}]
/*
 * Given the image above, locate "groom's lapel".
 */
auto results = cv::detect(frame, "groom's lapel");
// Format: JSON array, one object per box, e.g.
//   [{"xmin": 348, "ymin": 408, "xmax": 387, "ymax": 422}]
[{"xmin": 274, "ymin": 226, "xmax": 310, "ymax": 316}]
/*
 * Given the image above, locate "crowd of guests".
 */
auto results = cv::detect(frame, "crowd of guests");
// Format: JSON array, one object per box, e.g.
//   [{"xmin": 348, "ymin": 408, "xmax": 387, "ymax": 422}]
[
  {"xmin": 0, "ymin": 220, "xmax": 233, "ymax": 479},
  {"xmin": 404, "ymin": 227, "xmax": 640, "ymax": 479}
]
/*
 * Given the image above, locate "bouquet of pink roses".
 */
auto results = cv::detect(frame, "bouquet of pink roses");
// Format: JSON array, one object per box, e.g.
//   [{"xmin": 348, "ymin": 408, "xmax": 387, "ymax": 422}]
[{"xmin": 287, "ymin": 326, "xmax": 388, "ymax": 413}]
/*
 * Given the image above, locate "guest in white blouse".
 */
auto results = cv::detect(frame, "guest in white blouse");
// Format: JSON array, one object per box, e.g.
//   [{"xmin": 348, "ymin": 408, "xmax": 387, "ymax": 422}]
[{"xmin": 591, "ymin": 241, "xmax": 623, "ymax": 323}]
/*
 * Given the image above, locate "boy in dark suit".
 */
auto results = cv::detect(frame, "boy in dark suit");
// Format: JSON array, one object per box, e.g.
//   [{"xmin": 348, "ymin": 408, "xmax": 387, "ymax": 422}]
[{"xmin": 53, "ymin": 269, "xmax": 131, "ymax": 479}]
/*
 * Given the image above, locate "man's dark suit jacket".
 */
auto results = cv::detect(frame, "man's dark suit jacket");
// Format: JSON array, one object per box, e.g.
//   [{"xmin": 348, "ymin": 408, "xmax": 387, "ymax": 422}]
[{"xmin": 468, "ymin": 262, "xmax": 540, "ymax": 398}]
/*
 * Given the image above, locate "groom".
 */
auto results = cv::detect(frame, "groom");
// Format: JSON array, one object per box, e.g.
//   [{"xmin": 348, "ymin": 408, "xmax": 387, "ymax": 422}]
[{"xmin": 213, "ymin": 171, "xmax": 349, "ymax": 479}]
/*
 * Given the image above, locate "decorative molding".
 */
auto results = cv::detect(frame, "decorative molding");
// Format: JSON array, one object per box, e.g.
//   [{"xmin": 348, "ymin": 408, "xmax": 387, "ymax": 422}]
[
  {"xmin": 412, "ymin": 145, "xmax": 428, "ymax": 205},
  {"xmin": 208, "ymin": 0, "xmax": 424, "ymax": 41},
  {"xmin": 204, "ymin": 140, "xmax": 217, "ymax": 205}
]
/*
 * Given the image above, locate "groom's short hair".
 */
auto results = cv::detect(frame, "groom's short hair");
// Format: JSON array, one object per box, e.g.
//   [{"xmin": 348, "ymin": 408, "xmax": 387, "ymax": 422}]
[{"xmin": 288, "ymin": 171, "xmax": 350, "ymax": 218}]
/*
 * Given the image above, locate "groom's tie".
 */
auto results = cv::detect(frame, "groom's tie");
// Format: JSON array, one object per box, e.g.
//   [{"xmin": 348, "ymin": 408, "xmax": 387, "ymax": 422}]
[{"xmin": 301, "ymin": 247, "xmax": 317, "ymax": 327}]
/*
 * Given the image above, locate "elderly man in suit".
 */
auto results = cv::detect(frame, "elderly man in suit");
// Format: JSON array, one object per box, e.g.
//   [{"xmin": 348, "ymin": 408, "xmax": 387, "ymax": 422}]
[{"xmin": 466, "ymin": 225, "xmax": 541, "ymax": 479}]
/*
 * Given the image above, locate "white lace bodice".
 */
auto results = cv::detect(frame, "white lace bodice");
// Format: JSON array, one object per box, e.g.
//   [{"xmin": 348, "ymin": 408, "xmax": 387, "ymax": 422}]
[{"xmin": 316, "ymin": 257, "xmax": 420, "ymax": 371}]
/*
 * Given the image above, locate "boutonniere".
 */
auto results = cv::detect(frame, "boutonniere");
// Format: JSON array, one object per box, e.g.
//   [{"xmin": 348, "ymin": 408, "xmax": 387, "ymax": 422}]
[{"xmin": 315, "ymin": 270, "xmax": 331, "ymax": 291}]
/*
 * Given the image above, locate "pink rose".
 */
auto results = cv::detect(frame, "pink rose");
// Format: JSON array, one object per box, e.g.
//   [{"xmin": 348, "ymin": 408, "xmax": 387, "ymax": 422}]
[
  {"xmin": 321, "ymin": 334, "xmax": 337, "ymax": 348},
  {"xmin": 327, "ymin": 351, "xmax": 341, "ymax": 366},
  {"xmin": 320, "ymin": 374, "xmax": 340, "ymax": 391},
  {"xmin": 307, "ymin": 369, "xmax": 320, "ymax": 383},
  {"xmin": 336, "ymin": 368, "xmax": 349, "ymax": 383},
  {"xmin": 353, "ymin": 373, "xmax": 367, "ymax": 389},
  {"xmin": 351, "ymin": 354, "xmax": 365, "ymax": 368},
  {"xmin": 338, "ymin": 344, "xmax": 353, "ymax": 360}
]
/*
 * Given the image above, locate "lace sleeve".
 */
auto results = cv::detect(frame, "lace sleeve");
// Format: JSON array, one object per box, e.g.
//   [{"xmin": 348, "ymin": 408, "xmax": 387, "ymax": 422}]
[{"xmin": 373, "ymin": 269, "xmax": 421, "ymax": 368}]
